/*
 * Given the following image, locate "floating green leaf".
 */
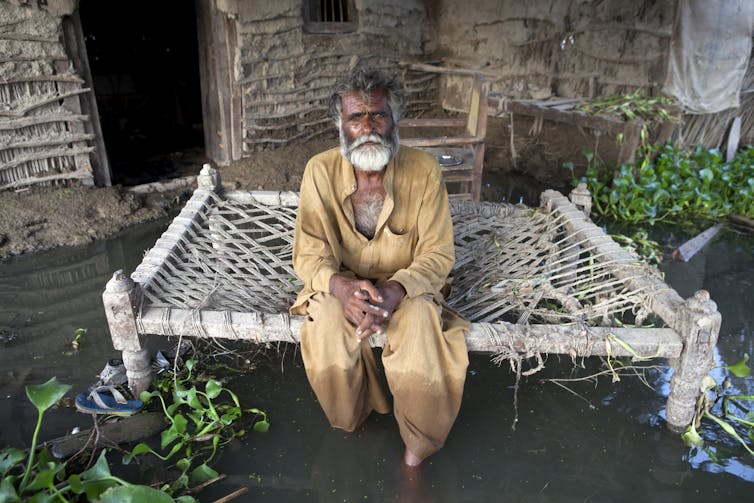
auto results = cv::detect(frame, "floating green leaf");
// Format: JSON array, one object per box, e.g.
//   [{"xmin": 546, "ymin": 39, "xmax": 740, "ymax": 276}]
[
  {"xmin": 705, "ymin": 412, "xmax": 754, "ymax": 457},
  {"xmin": 253, "ymin": 420, "xmax": 270, "ymax": 433},
  {"xmin": 0, "ymin": 448, "xmax": 25, "ymax": 476},
  {"xmin": 681, "ymin": 422, "xmax": 704, "ymax": 448},
  {"xmin": 723, "ymin": 354, "xmax": 750, "ymax": 378},
  {"xmin": 0, "ymin": 478, "xmax": 20, "ymax": 502},
  {"xmin": 25, "ymin": 378, "xmax": 71, "ymax": 413},
  {"xmin": 98, "ymin": 485, "xmax": 176, "ymax": 503},
  {"xmin": 190, "ymin": 463, "xmax": 219, "ymax": 486}
]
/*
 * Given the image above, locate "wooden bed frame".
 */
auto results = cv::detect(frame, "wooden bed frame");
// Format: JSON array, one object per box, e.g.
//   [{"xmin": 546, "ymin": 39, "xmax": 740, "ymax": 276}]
[{"xmin": 103, "ymin": 165, "xmax": 721, "ymax": 433}]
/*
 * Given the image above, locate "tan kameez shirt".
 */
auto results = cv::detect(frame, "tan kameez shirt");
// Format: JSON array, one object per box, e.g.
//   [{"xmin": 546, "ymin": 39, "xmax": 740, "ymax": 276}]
[{"xmin": 290, "ymin": 146, "xmax": 458, "ymax": 315}]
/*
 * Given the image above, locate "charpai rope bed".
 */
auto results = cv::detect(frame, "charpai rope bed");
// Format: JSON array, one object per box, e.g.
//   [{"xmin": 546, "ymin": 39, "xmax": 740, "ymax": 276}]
[{"xmin": 103, "ymin": 166, "xmax": 722, "ymax": 433}]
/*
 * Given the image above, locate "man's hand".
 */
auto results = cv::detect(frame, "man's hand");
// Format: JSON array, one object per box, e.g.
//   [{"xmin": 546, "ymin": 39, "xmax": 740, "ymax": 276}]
[{"xmin": 329, "ymin": 275, "xmax": 406, "ymax": 341}]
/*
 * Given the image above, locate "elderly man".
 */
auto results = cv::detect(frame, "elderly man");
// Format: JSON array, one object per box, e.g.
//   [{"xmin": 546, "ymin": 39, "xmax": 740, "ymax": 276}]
[{"xmin": 290, "ymin": 68, "xmax": 469, "ymax": 467}]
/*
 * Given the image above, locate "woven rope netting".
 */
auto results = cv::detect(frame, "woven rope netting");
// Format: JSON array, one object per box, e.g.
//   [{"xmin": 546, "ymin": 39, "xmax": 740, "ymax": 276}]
[{"xmin": 139, "ymin": 192, "xmax": 662, "ymax": 328}]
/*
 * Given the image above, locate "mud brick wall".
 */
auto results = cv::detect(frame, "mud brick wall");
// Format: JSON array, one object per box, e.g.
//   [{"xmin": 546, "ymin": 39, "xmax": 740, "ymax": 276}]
[
  {"xmin": 0, "ymin": 0, "xmax": 96, "ymax": 190},
  {"xmin": 229, "ymin": 0, "xmax": 438, "ymax": 151},
  {"xmin": 431, "ymin": 0, "xmax": 676, "ymax": 103}
]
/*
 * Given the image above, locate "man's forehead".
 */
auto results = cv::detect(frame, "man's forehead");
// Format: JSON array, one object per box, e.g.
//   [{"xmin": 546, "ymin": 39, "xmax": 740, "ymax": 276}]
[{"xmin": 341, "ymin": 89, "xmax": 390, "ymax": 110}]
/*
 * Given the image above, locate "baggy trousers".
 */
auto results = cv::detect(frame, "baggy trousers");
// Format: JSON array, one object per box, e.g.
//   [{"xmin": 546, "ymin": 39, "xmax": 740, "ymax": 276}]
[{"xmin": 300, "ymin": 292, "xmax": 469, "ymax": 459}]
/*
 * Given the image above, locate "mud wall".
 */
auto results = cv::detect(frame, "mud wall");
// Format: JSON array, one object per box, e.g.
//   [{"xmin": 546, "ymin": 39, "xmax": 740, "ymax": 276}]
[
  {"xmin": 0, "ymin": 0, "xmax": 99, "ymax": 191},
  {"xmin": 422, "ymin": 0, "xmax": 753, "ymax": 185},
  {"xmin": 430, "ymin": 0, "xmax": 676, "ymax": 104},
  {"xmin": 225, "ymin": 0, "xmax": 438, "ymax": 151}
]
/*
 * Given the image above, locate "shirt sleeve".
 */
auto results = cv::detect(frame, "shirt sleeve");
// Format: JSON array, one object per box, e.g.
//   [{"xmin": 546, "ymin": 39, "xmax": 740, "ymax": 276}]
[
  {"xmin": 292, "ymin": 161, "xmax": 341, "ymax": 294},
  {"xmin": 388, "ymin": 165, "xmax": 455, "ymax": 299}
]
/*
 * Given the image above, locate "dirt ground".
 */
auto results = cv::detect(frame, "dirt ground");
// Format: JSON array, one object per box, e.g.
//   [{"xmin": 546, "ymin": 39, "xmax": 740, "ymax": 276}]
[
  {"xmin": 0, "ymin": 116, "xmax": 602, "ymax": 261},
  {"xmin": 0, "ymin": 139, "xmax": 334, "ymax": 260}
]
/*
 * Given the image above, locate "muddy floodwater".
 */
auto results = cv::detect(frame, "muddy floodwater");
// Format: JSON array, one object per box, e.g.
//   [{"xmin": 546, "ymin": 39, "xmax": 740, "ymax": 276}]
[{"xmin": 1, "ymin": 215, "xmax": 752, "ymax": 502}]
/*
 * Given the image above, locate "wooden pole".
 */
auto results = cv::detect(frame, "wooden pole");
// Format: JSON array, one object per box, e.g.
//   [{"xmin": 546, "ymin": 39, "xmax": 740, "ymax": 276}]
[
  {"xmin": 665, "ymin": 290, "xmax": 722, "ymax": 432},
  {"xmin": 102, "ymin": 271, "xmax": 152, "ymax": 396}
]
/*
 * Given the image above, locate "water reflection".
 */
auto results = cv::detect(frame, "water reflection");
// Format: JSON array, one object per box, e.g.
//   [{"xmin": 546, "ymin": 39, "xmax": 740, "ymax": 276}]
[
  {"xmin": 0, "ymin": 220, "xmax": 752, "ymax": 501},
  {"xmin": 0, "ymin": 219, "xmax": 169, "ymax": 447}
]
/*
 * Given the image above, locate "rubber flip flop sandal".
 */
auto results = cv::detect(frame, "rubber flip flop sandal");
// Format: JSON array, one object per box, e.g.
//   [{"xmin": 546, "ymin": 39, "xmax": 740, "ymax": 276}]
[{"xmin": 75, "ymin": 385, "xmax": 143, "ymax": 416}]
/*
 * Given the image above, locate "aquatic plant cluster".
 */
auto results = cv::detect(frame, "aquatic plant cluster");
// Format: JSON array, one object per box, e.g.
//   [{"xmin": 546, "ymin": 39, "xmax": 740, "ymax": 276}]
[
  {"xmin": 682, "ymin": 355, "xmax": 754, "ymax": 459},
  {"xmin": 0, "ymin": 360, "xmax": 268, "ymax": 501},
  {"xmin": 570, "ymin": 91, "xmax": 753, "ymax": 224},
  {"xmin": 579, "ymin": 145, "xmax": 754, "ymax": 223}
]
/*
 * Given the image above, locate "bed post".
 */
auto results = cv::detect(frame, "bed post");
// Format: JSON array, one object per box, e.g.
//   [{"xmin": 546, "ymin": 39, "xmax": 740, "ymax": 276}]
[
  {"xmin": 569, "ymin": 182, "xmax": 592, "ymax": 217},
  {"xmin": 665, "ymin": 290, "xmax": 722, "ymax": 432},
  {"xmin": 103, "ymin": 270, "xmax": 152, "ymax": 396}
]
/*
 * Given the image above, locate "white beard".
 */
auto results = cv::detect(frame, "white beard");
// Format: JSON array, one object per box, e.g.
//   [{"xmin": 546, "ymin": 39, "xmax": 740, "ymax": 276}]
[
  {"xmin": 339, "ymin": 128, "xmax": 399, "ymax": 172},
  {"xmin": 349, "ymin": 141, "xmax": 391, "ymax": 172}
]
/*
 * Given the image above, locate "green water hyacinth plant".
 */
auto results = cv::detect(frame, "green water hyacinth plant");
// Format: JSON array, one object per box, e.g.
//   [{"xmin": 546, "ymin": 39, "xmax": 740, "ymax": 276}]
[
  {"xmin": 1, "ymin": 377, "xmax": 182, "ymax": 502},
  {"xmin": 572, "ymin": 145, "xmax": 754, "ymax": 223},
  {"xmin": 124, "ymin": 359, "xmax": 269, "ymax": 493},
  {"xmin": 682, "ymin": 355, "xmax": 754, "ymax": 458}
]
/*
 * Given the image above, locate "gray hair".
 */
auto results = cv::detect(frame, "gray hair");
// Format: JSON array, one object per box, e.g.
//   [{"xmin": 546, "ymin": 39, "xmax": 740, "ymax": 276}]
[{"xmin": 327, "ymin": 68, "xmax": 406, "ymax": 124}]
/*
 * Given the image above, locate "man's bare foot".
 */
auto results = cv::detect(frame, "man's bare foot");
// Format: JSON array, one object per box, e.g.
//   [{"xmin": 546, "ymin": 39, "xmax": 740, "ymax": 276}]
[{"xmin": 403, "ymin": 447, "xmax": 423, "ymax": 467}]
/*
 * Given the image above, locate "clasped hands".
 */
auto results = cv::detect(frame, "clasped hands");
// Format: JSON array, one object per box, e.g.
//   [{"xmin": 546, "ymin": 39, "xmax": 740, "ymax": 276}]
[{"xmin": 329, "ymin": 274, "xmax": 406, "ymax": 341}]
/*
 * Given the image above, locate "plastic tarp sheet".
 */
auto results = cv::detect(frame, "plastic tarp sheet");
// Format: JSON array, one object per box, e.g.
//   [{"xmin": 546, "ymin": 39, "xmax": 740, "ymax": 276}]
[{"xmin": 664, "ymin": 0, "xmax": 754, "ymax": 114}]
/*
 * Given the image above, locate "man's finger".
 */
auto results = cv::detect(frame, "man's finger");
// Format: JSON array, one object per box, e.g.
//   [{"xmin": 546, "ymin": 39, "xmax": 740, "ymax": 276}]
[
  {"xmin": 367, "ymin": 303, "xmax": 389, "ymax": 318},
  {"xmin": 356, "ymin": 282, "xmax": 383, "ymax": 303},
  {"xmin": 355, "ymin": 313, "xmax": 377, "ymax": 340}
]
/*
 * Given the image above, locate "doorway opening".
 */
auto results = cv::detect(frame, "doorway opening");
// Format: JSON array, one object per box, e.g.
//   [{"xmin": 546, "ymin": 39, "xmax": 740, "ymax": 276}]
[{"xmin": 79, "ymin": 1, "xmax": 207, "ymax": 186}]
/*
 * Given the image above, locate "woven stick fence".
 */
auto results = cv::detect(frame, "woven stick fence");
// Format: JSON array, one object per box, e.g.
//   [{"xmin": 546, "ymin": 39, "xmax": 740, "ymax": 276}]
[{"xmin": 104, "ymin": 166, "xmax": 722, "ymax": 431}]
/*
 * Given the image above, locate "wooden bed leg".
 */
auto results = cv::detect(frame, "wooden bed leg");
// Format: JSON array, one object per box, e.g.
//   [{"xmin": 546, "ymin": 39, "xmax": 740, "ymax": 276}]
[
  {"xmin": 665, "ymin": 290, "xmax": 721, "ymax": 432},
  {"xmin": 103, "ymin": 270, "xmax": 153, "ymax": 396},
  {"xmin": 569, "ymin": 183, "xmax": 592, "ymax": 217}
]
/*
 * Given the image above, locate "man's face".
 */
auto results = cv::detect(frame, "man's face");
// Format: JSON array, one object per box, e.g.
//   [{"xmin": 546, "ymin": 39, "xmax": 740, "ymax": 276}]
[{"xmin": 339, "ymin": 90, "xmax": 398, "ymax": 172}]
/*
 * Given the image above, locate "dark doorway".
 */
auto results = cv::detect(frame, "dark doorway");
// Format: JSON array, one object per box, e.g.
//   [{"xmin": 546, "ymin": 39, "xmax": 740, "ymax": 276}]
[{"xmin": 79, "ymin": 1, "xmax": 206, "ymax": 185}]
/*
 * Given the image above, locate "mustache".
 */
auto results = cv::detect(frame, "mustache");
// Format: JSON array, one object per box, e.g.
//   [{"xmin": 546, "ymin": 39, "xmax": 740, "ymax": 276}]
[{"xmin": 347, "ymin": 134, "xmax": 391, "ymax": 152}]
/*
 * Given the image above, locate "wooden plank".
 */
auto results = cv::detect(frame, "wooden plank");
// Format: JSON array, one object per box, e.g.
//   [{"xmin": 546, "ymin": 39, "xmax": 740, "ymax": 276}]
[
  {"xmin": 541, "ymin": 98, "xmax": 581, "ymax": 107},
  {"xmin": 224, "ymin": 13, "xmax": 243, "ymax": 161},
  {"xmin": 617, "ymin": 120, "xmax": 642, "ymax": 166},
  {"xmin": 466, "ymin": 78, "xmax": 481, "ymax": 136},
  {"xmin": 400, "ymin": 61, "xmax": 499, "ymax": 78},
  {"xmin": 400, "ymin": 135, "xmax": 483, "ymax": 147},
  {"xmin": 54, "ymin": 58, "xmax": 94, "ymax": 187},
  {"xmin": 490, "ymin": 95, "xmax": 630, "ymax": 135},
  {"xmin": 0, "ymin": 88, "xmax": 92, "ymax": 117},
  {"xmin": 130, "ymin": 188, "xmax": 217, "ymax": 288},
  {"xmin": 0, "ymin": 146, "xmax": 95, "ymax": 172},
  {"xmin": 400, "ymin": 118, "xmax": 467, "ymax": 128},
  {"xmin": 45, "ymin": 412, "xmax": 165, "ymax": 460},
  {"xmin": 0, "ymin": 55, "xmax": 68, "ymax": 64},
  {"xmin": 0, "ymin": 167, "xmax": 94, "ymax": 190},
  {"xmin": 61, "ymin": 10, "xmax": 111, "ymax": 186},
  {"xmin": 0, "ymin": 74, "xmax": 85, "ymax": 84},
  {"xmin": 225, "ymin": 190, "xmax": 300, "ymax": 207},
  {"xmin": 135, "ymin": 307, "xmax": 683, "ymax": 359},
  {"xmin": 196, "ymin": 0, "xmax": 237, "ymax": 165},
  {"xmin": 126, "ymin": 175, "xmax": 197, "ymax": 194},
  {"xmin": 0, "ymin": 33, "xmax": 57, "ymax": 43},
  {"xmin": 0, "ymin": 113, "xmax": 89, "ymax": 130},
  {"xmin": 672, "ymin": 224, "xmax": 723, "ymax": 262},
  {"xmin": 0, "ymin": 133, "xmax": 94, "ymax": 152},
  {"xmin": 726, "ymin": 116, "xmax": 742, "ymax": 163},
  {"xmin": 442, "ymin": 172, "xmax": 474, "ymax": 183},
  {"xmin": 727, "ymin": 214, "xmax": 754, "ymax": 231}
]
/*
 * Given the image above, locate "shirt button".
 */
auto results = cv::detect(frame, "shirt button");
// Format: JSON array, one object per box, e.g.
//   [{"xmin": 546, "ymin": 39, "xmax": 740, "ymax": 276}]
[{"xmin": 351, "ymin": 184, "xmax": 357, "ymax": 190}]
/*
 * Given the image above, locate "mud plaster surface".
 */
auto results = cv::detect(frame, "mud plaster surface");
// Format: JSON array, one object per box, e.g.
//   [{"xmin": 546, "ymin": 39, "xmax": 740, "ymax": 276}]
[
  {"xmin": 0, "ymin": 138, "xmax": 335, "ymax": 260},
  {"xmin": 0, "ymin": 117, "xmax": 595, "ymax": 261}
]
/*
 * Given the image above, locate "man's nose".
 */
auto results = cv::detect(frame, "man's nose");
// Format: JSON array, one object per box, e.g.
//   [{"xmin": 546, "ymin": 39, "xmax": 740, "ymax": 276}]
[{"xmin": 360, "ymin": 115, "xmax": 374, "ymax": 134}]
